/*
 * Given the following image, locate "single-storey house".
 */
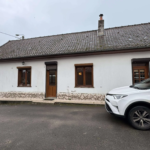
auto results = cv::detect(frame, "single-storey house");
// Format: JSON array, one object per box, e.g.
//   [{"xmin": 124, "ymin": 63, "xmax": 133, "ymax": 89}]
[{"xmin": 0, "ymin": 14, "xmax": 150, "ymax": 101}]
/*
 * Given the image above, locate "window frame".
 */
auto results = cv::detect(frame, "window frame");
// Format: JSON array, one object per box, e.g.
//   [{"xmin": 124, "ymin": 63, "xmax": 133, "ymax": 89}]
[
  {"xmin": 132, "ymin": 66, "xmax": 148, "ymax": 84},
  {"xmin": 75, "ymin": 63, "xmax": 94, "ymax": 88},
  {"xmin": 17, "ymin": 66, "xmax": 32, "ymax": 87}
]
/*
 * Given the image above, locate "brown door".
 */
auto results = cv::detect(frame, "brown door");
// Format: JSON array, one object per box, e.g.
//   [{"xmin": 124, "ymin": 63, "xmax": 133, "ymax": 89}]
[
  {"xmin": 46, "ymin": 70, "xmax": 57, "ymax": 97},
  {"xmin": 133, "ymin": 66, "xmax": 148, "ymax": 84}
]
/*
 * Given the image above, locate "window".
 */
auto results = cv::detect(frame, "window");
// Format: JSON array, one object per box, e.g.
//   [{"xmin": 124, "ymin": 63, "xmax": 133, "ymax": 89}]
[
  {"xmin": 132, "ymin": 62, "xmax": 149, "ymax": 84},
  {"xmin": 75, "ymin": 64, "xmax": 93, "ymax": 87},
  {"xmin": 49, "ymin": 71, "xmax": 56, "ymax": 86},
  {"xmin": 17, "ymin": 67, "xmax": 31, "ymax": 87}
]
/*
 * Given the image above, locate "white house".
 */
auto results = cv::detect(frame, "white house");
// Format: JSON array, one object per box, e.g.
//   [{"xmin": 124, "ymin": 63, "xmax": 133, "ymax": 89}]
[{"xmin": 0, "ymin": 14, "xmax": 150, "ymax": 101}]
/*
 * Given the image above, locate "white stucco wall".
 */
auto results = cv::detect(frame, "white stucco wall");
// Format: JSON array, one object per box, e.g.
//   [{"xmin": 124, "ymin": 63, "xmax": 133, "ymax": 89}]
[{"xmin": 0, "ymin": 51, "xmax": 150, "ymax": 95}]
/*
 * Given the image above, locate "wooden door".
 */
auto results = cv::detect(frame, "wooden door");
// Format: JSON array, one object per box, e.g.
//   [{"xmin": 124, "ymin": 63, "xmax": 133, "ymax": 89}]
[
  {"xmin": 133, "ymin": 66, "xmax": 148, "ymax": 84},
  {"xmin": 46, "ymin": 70, "xmax": 57, "ymax": 97}
]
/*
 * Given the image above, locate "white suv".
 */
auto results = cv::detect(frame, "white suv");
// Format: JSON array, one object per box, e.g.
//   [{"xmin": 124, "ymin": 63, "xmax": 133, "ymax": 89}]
[{"xmin": 105, "ymin": 78, "xmax": 150, "ymax": 130}]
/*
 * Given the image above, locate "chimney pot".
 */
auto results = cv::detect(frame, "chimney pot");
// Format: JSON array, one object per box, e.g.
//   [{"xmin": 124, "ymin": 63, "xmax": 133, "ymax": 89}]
[{"xmin": 99, "ymin": 14, "xmax": 103, "ymax": 20}]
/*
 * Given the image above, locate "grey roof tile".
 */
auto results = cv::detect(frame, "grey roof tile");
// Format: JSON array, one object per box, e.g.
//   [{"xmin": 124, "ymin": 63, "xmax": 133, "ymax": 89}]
[{"xmin": 1, "ymin": 23, "xmax": 150, "ymax": 59}]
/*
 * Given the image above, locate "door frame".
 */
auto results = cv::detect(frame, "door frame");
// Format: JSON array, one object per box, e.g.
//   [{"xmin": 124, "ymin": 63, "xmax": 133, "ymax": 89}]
[{"xmin": 45, "ymin": 61, "xmax": 57, "ymax": 99}]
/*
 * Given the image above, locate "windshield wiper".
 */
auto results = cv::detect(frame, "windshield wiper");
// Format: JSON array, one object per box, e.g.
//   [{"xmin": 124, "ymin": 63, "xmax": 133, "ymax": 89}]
[
  {"xmin": 133, "ymin": 87, "xmax": 141, "ymax": 90},
  {"xmin": 133, "ymin": 87, "xmax": 148, "ymax": 90}
]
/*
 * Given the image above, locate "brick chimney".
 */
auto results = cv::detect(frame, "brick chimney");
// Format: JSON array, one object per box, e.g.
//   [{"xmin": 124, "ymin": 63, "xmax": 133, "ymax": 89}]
[{"xmin": 98, "ymin": 14, "xmax": 104, "ymax": 36}]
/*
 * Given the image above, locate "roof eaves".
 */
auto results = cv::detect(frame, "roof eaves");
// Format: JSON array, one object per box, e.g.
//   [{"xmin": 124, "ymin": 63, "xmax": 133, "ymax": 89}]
[{"xmin": 0, "ymin": 45, "xmax": 150, "ymax": 61}]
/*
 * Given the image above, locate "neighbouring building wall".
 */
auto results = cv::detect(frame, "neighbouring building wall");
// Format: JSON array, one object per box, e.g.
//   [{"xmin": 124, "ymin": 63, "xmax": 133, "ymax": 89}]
[{"xmin": 0, "ymin": 51, "xmax": 150, "ymax": 100}]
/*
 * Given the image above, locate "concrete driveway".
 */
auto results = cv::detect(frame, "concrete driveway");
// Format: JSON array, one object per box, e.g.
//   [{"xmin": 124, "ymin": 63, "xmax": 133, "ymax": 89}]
[{"xmin": 0, "ymin": 104, "xmax": 149, "ymax": 150}]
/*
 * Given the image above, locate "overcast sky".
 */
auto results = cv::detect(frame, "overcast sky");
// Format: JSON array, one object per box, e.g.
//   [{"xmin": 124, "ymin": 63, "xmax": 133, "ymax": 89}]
[{"xmin": 0, "ymin": 0, "xmax": 150, "ymax": 46}]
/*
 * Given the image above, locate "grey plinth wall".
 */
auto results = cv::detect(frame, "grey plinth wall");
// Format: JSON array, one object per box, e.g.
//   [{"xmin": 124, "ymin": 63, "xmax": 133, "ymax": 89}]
[
  {"xmin": 0, "ymin": 92, "xmax": 45, "ymax": 99},
  {"xmin": 57, "ymin": 92, "xmax": 105, "ymax": 101},
  {"xmin": 0, "ymin": 92, "xmax": 105, "ymax": 101}
]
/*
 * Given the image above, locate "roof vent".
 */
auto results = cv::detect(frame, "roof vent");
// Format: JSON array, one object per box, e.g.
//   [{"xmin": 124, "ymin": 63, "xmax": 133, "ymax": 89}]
[{"xmin": 97, "ymin": 14, "xmax": 104, "ymax": 36}]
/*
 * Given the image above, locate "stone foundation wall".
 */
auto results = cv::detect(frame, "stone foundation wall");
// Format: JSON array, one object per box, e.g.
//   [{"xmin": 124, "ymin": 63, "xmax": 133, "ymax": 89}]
[
  {"xmin": 0, "ymin": 92, "xmax": 105, "ymax": 101},
  {"xmin": 0, "ymin": 92, "xmax": 44, "ymax": 99},
  {"xmin": 57, "ymin": 92, "xmax": 105, "ymax": 101}
]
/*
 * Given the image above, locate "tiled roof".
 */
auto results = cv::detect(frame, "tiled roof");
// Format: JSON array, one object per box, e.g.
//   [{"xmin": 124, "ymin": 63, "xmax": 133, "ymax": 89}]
[{"xmin": 0, "ymin": 23, "xmax": 150, "ymax": 59}]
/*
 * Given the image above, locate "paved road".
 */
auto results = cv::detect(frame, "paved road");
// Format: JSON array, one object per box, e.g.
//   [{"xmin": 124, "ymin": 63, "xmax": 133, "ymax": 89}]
[{"xmin": 0, "ymin": 104, "xmax": 149, "ymax": 150}]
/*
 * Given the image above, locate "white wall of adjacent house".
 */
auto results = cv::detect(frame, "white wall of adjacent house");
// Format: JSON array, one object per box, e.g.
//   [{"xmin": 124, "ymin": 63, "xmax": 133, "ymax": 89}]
[{"xmin": 0, "ymin": 51, "xmax": 150, "ymax": 98}]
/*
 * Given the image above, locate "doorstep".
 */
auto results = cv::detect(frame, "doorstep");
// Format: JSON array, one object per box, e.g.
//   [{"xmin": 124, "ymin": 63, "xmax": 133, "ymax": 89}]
[{"xmin": 44, "ymin": 97, "xmax": 56, "ymax": 101}]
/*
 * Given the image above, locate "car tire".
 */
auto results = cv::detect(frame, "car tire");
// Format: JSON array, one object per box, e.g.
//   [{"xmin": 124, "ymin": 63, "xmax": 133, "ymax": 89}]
[{"xmin": 128, "ymin": 106, "xmax": 150, "ymax": 130}]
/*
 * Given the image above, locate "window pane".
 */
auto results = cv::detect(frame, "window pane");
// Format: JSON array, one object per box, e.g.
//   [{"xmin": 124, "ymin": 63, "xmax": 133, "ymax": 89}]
[
  {"xmin": 85, "ymin": 67, "xmax": 92, "ymax": 85},
  {"xmin": 140, "ymin": 70, "xmax": 145, "ymax": 81},
  {"xmin": 49, "ymin": 71, "xmax": 56, "ymax": 85},
  {"xmin": 21, "ymin": 70, "xmax": 26, "ymax": 86},
  {"xmin": 134, "ymin": 70, "xmax": 139, "ymax": 78},
  {"xmin": 27, "ymin": 70, "xmax": 31, "ymax": 86},
  {"xmin": 134, "ymin": 70, "xmax": 139, "ymax": 83},
  {"xmin": 77, "ymin": 67, "xmax": 83, "ymax": 86}
]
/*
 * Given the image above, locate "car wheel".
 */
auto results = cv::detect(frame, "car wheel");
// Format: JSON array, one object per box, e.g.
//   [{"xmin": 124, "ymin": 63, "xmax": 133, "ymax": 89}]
[{"xmin": 128, "ymin": 106, "xmax": 150, "ymax": 130}]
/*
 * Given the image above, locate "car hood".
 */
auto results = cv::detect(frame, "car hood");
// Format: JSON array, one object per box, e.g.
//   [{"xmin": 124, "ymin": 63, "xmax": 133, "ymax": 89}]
[{"xmin": 108, "ymin": 86, "xmax": 142, "ymax": 95}]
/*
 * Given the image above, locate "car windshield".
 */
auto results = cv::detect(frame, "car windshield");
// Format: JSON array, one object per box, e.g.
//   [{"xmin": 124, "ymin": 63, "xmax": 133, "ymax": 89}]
[{"xmin": 132, "ymin": 78, "xmax": 150, "ymax": 89}]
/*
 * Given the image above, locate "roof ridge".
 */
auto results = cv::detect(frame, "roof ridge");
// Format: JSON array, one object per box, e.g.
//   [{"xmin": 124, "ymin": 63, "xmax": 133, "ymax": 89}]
[
  {"xmin": 105, "ymin": 22, "xmax": 150, "ymax": 30},
  {"xmin": 0, "ymin": 41, "xmax": 10, "ymax": 48},
  {"xmin": 5, "ymin": 22, "xmax": 150, "ymax": 43},
  {"xmin": 8, "ymin": 29, "xmax": 98, "ymax": 42}
]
